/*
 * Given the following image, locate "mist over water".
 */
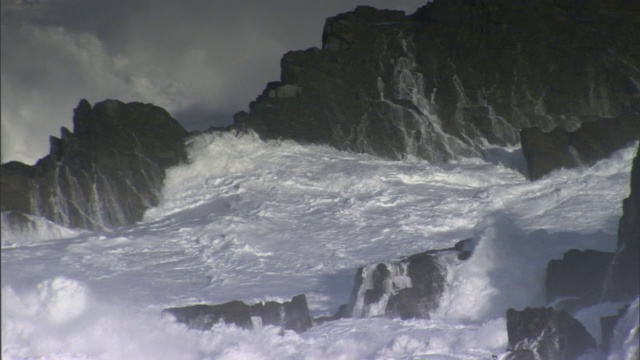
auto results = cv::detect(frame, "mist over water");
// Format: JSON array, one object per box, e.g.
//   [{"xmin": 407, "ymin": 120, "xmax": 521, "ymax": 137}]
[
  {"xmin": 2, "ymin": 133, "xmax": 638, "ymax": 359},
  {"xmin": 0, "ymin": 0, "xmax": 427, "ymax": 164}
]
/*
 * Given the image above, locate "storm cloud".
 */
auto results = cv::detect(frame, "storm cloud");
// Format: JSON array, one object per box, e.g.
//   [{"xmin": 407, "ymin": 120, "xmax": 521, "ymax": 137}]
[{"xmin": 1, "ymin": 0, "xmax": 426, "ymax": 164}]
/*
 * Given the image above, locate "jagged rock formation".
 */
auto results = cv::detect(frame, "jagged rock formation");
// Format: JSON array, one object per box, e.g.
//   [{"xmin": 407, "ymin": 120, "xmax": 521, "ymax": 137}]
[
  {"xmin": 605, "ymin": 145, "xmax": 640, "ymax": 301},
  {"xmin": 348, "ymin": 239, "xmax": 471, "ymax": 319},
  {"xmin": 505, "ymin": 307, "xmax": 597, "ymax": 360},
  {"xmin": 163, "ymin": 294, "xmax": 313, "ymax": 333},
  {"xmin": 234, "ymin": 0, "xmax": 640, "ymax": 162},
  {"xmin": 0, "ymin": 99, "xmax": 188, "ymax": 230},
  {"xmin": 520, "ymin": 116, "xmax": 639, "ymax": 180}
]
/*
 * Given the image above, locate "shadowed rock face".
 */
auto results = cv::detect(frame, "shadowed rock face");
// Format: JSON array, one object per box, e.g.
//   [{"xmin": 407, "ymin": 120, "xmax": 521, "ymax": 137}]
[
  {"xmin": 0, "ymin": 99, "xmax": 188, "ymax": 230},
  {"xmin": 520, "ymin": 116, "xmax": 640, "ymax": 180},
  {"xmin": 348, "ymin": 239, "xmax": 471, "ymax": 319},
  {"xmin": 605, "ymin": 145, "xmax": 640, "ymax": 301},
  {"xmin": 505, "ymin": 307, "xmax": 596, "ymax": 360},
  {"xmin": 235, "ymin": 0, "xmax": 640, "ymax": 162},
  {"xmin": 545, "ymin": 249, "xmax": 614, "ymax": 310}
]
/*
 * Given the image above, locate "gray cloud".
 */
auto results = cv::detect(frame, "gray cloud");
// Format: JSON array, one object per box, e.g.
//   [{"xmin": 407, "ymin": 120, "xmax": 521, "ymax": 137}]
[{"xmin": 1, "ymin": 0, "xmax": 427, "ymax": 164}]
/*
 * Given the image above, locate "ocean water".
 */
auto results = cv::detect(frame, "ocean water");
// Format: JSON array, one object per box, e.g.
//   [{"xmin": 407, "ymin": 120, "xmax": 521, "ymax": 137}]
[{"xmin": 2, "ymin": 132, "xmax": 638, "ymax": 360}]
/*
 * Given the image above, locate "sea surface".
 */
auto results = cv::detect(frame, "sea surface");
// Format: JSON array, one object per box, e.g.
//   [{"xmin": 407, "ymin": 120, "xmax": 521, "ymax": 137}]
[{"xmin": 2, "ymin": 133, "xmax": 638, "ymax": 359}]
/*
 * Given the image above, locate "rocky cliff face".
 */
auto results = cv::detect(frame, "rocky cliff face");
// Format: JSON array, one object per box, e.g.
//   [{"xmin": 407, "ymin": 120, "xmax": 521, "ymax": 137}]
[
  {"xmin": 235, "ymin": 0, "xmax": 640, "ymax": 162},
  {"xmin": 605, "ymin": 145, "xmax": 640, "ymax": 301},
  {"xmin": 0, "ymin": 99, "xmax": 188, "ymax": 231}
]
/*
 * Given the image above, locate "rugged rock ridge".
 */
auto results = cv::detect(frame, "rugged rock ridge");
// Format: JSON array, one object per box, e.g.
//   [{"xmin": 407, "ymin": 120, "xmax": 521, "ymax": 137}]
[
  {"xmin": 0, "ymin": 99, "xmax": 188, "ymax": 231},
  {"xmin": 235, "ymin": 0, "xmax": 640, "ymax": 162}
]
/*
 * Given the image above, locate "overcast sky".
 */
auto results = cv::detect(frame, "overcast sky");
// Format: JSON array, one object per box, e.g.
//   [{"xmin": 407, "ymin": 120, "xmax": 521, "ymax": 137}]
[{"xmin": 1, "ymin": 0, "xmax": 427, "ymax": 164}]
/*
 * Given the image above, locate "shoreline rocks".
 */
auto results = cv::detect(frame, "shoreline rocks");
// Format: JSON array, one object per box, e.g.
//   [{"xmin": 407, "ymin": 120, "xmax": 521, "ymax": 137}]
[{"xmin": 0, "ymin": 99, "xmax": 188, "ymax": 231}]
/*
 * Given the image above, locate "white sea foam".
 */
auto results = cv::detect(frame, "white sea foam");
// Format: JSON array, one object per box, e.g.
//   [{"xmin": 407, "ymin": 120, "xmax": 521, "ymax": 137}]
[
  {"xmin": 2, "ymin": 134, "xmax": 637, "ymax": 359},
  {"xmin": 1, "ymin": 212, "xmax": 83, "ymax": 246}
]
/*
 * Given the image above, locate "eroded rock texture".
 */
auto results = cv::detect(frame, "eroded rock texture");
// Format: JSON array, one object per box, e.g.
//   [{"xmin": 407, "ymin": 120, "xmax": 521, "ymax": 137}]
[
  {"xmin": 605, "ymin": 145, "xmax": 640, "ymax": 301},
  {"xmin": 348, "ymin": 239, "xmax": 471, "ymax": 319},
  {"xmin": 0, "ymin": 99, "xmax": 188, "ymax": 230},
  {"xmin": 235, "ymin": 0, "xmax": 640, "ymax": 162},
  {"xmin": 505, "ymin": 307, "xmax": 596, "ymax": 360}
]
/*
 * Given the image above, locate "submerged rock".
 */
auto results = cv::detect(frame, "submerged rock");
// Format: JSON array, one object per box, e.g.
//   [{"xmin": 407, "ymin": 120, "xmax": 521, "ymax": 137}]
[
  {"xmin": 505, "ymin": 307, "xmax": 596, "ymax": 360},
  {"xmin": 235, "ymin": 0, "xmax": 640, "ymax": 162},
  {"xmin": 0, "ymin": 99, "xmax": 188, "ymax": 230},
  {"xmin": 163, "ymin": 294, "xmax": 313, "ymax": 333}
]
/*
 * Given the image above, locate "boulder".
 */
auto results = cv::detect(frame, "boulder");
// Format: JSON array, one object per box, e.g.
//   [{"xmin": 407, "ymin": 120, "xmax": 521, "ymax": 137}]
[
  {"xmin": 0, "ymin": 99, "xmax": 189, "ymax": 230},
  {"xmin": 545, "ymin": 249, "xmax": 614, "ymax": 310},
  {"xmin": 163, "ymin": 294, "xmax": 313, "ymax": 333},
  {"xmin": 282, "ymin": 294, "xmax": 314, "ymax": 332},
  {"xmin": 235, "ymin": 1, "xmax": 640, "ymax": 163},
  {"xmin": 505, "ymin": 307, "xmax": 597, "ymax": 360},
  {"xmin": 348, "ymin": 239, "xmax": 470, "ymax": 319},
  {"xmin": 521, "ymin": 116, "xmax": 640, "ymax": 180}
]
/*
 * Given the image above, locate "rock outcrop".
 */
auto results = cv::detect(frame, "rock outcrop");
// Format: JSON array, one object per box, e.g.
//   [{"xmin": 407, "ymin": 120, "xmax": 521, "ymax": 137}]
[
  {"xmin": 505, "ymin": 307, "xmax": 597, "ymax": 360},
  {"xmin": 163, "ymin": 294, "xmax": 313, "ymax": 333},
  {"xmin": 234, "ymin": 0, "xmax": 640, "ymax": 162},
  {"xmin": 0, "ymin": 99, "xmax": 188, "ymax": 230},
  {"xmin": 605, "ymin": 144, "xmax": 640, "ymax": 301},
  {"xmin": 520, "ymin": 116, "xmax": 639, "ymax": 180},
  {"xmin": 348, "ymin": 239, "xmax": 471, "ymax": 319}
]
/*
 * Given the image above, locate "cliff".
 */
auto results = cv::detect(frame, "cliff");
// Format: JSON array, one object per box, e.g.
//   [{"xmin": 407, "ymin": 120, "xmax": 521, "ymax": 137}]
[{"xmin": 234, "ymin": 0, "xmax": 640, "ymax": 162}]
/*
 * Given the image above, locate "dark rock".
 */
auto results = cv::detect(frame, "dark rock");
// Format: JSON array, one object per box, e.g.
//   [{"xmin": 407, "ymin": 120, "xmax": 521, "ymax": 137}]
[
  {"xmin": 600, "ymin": 305, "xmax": 630, "ymax": 353},
  {"xmin": 545, "ymin": 249, "xmax": 614, "ymax": 310},
  {"xmin": 506, "ymin": 307, "xmax": 597, "ymax": 360},
  {"xmin": 454, "ymin": 238, "xmax": 474, "ymax": 260},
  {"xmin": 0, "ymin": 99, "xmax": 189, "ymax": 230},
  {"xmin": 163, "ymin": 301, "xmax": 254, "ymax": 330},
  {"xmin": 386, "ymin": 287, "xmax": 435, "ymax": 320},
  {"xmin": 283, "ymin": 294, "xmax": 314, "ymax": 332},
  {"xmin": 605, "ymin": 145, "xmax": 640, "ymax": 301},
  {"xmin": 349, "ymin": 241, "xmax": 467, "ymax": 319},
  {"xmin": 521, "ymin": 116, "xmax": 640, "ymax": 180},
  {"xmin": 234, "ymin": 0, "xmax": 640, "ymax": 163},
  {"xmin": 163, "ymin": 294, "xmax": 313, "ymax": 333},
  {"xmin": 260, "ymin": 301, "xmax": 285, "ymax": 327}
]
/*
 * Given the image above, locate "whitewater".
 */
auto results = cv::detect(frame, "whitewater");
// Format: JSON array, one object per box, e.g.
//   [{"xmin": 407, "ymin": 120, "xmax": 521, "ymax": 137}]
[{"xmin": 2, "ymin": 132, "xmax": 638, "ymax": 360}]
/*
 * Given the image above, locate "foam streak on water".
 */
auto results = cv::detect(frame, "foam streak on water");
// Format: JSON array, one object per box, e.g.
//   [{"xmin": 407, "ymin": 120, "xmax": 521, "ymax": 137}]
[{"xmin": 2, "ymin": 133, "xmax": 637, "ymax": 360}]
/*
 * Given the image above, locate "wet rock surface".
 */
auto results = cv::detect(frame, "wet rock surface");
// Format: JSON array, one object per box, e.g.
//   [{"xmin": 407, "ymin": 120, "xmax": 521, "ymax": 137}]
[
  {"xmin": 520, "ymin": 116, "xmax": 640, "ymax": 180},
  {"xmin": 163, "ymin": 294, "xmax": 313, "ymax": 333},
  {"xmin": 349, "ymin": 239, "xmax": 471, "ymax": 319},
  {"xmin": 235, "ymin": 0, "xmax": 640, "ymax": 162},
  {"xmin": 0, "ymin": 99, "xmax": 188, "ymax": 230},
  {"xmin": 505, "ymin": 307, "xmax": 596, "ymax": 360}
]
